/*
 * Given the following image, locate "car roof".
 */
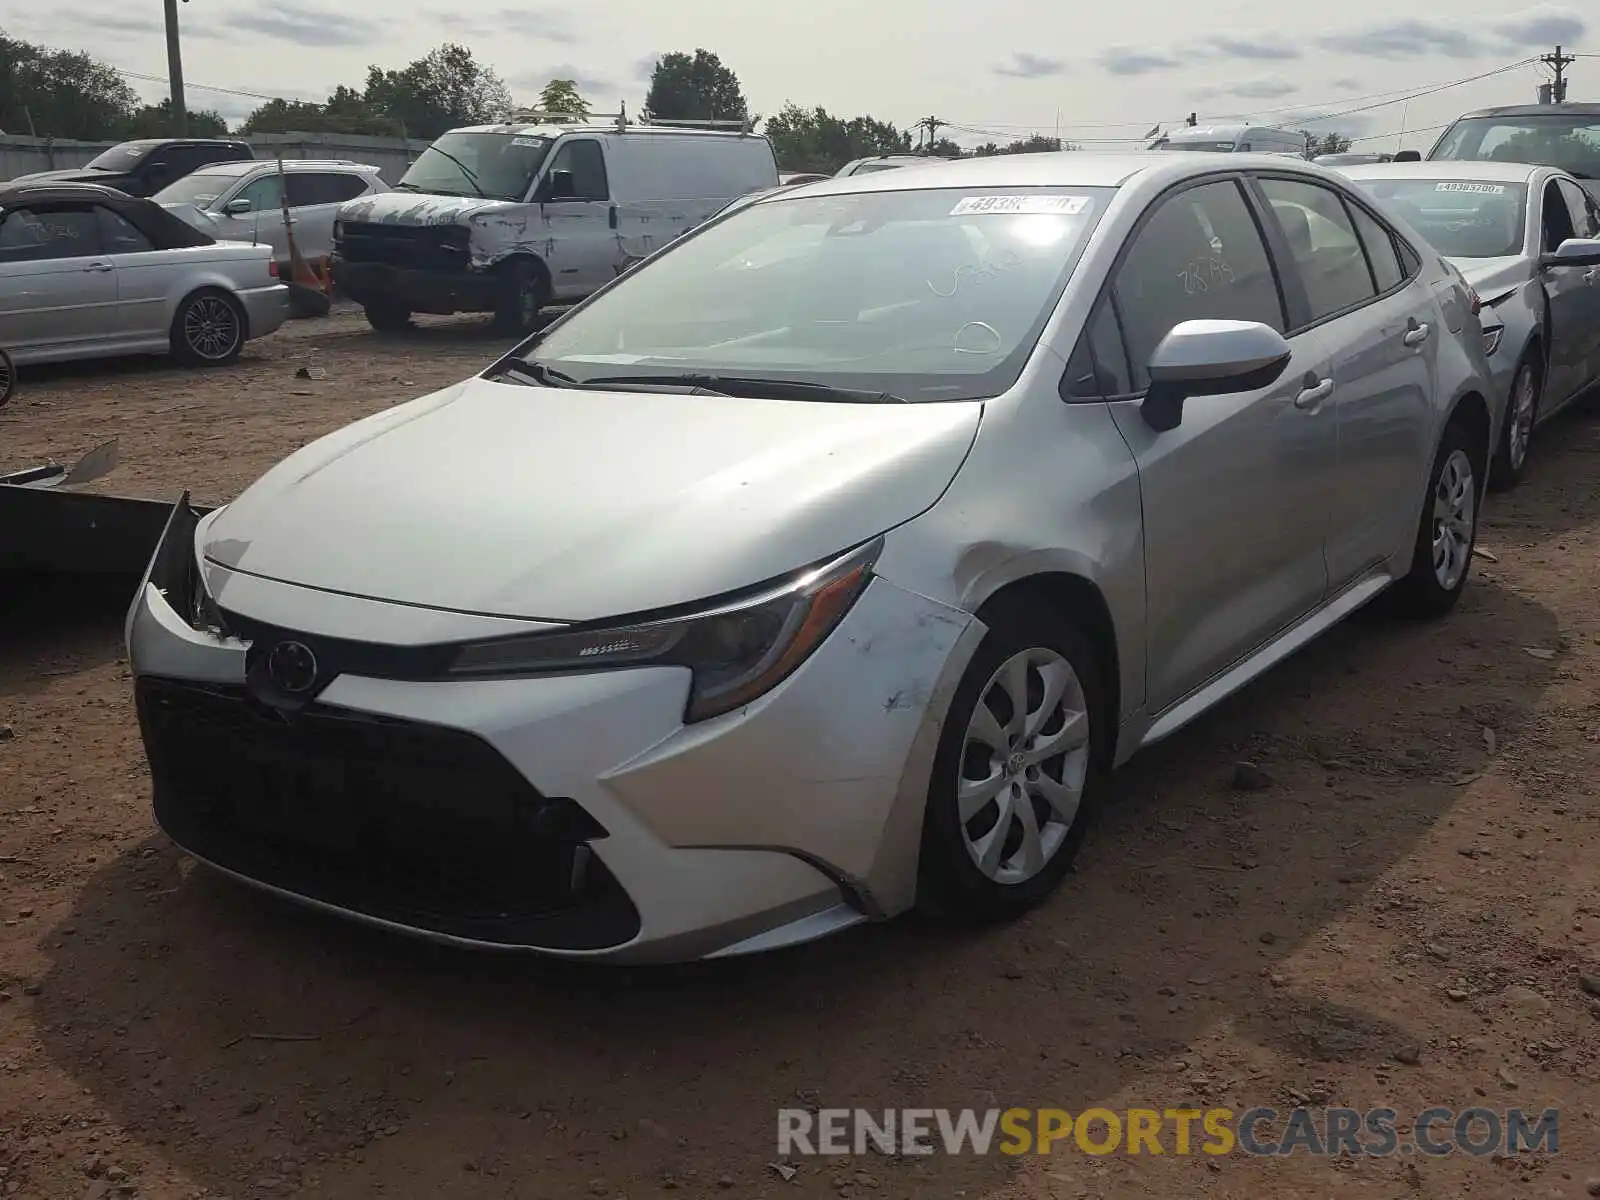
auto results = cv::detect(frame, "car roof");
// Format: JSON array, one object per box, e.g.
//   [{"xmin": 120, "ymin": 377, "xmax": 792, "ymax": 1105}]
[
  {"xmin": 1336, "ymin": 159, "xmax": 1546, "ymax": 183},
  {"xmin": 0, "ymin": 180, "xmax": 135, "ymax": 206},
  {"xmin": 783, "ymin": 151, "xmax": 1342, "ymax": 199},
  {"xmin": 1455, "ymin": 103, "xmax": 1600, "ymax": 119},
  {"xmin": 183, "ymin": 159, "xmax": 380, "ymax": 177}
]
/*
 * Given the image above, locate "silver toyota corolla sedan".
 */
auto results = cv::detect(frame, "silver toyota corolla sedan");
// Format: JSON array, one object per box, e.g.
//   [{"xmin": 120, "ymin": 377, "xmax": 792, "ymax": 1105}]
[
  {"xmin": 1339, "ymin": 159, "xmax": 1600, "ymax": 488},
  {"xmin": 0, "ymin": 181, "xmax": 288, "ymax": 368},
  {"xmin": 127, "ymin": 153, "xmax": 1496, "ymax": 963}
]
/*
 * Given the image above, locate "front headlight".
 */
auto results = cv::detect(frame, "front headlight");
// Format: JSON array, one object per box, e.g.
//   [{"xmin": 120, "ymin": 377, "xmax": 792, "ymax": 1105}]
[{"xmin": 447, "ymin": 538, "xmax": 882, "ymax": 722}]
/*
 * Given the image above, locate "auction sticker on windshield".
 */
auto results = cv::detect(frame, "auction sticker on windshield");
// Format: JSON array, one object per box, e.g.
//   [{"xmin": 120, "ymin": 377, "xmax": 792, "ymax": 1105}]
[
  {"xmin": 950, "ymin": 195, "xmax": 1093, "ymax": 216},
  {"xmin": 1435, "ymin": 182, "xmax": 1507, "ymax": 194}
]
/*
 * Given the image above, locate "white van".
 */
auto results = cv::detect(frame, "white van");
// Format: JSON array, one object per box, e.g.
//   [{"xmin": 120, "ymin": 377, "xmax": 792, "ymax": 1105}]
[
  {"xmin": 332, "ymin": 112, "xmax": 779, "ymax": 332},
  {"xmin": 1150, "ymin": 124, "xmax": 1310, "ymax": 157}
]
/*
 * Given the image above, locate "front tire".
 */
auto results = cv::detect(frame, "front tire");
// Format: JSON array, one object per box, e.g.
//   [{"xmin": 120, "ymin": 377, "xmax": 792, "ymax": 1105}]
[
  {"xmin": 491, "ymin": 259, "xmax": 548, "ymax": 335},
  {"xmin": 1489, "ymin": 354, "xmax": 1540, "ymax": 491},
  {"xmin": 1391, "ymin": 419, "xmax": 1480, "ymax": 618},
  {"xmin": 918, "ymin": 596, "xmax": 1108, "ymax": 922},
  {"xmin": 363, "ymin": 301, "xmax": 412, "ymax": 333},
  {"xmin": 171, "ymin": 289, "xmax": 245, "ymax": 366},
  {"xmin": 0, "ymin": 347, "xmax": 14, "ymax": 408}
]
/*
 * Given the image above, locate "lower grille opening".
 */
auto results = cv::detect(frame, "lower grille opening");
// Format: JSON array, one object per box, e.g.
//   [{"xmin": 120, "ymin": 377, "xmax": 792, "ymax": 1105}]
[{"xmin": 136, "ymin": 677, "xmax": 640, "ymax": 950}]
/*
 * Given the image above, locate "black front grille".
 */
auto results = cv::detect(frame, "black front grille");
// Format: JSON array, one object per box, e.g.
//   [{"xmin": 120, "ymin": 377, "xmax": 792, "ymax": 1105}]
[
  {"xmin": 136, "ymin": 678, "xmax": 639, "ymax": 950},
  {"xmin": 336, "ymin": 221, "xmax": 469, "ymax": 271}
]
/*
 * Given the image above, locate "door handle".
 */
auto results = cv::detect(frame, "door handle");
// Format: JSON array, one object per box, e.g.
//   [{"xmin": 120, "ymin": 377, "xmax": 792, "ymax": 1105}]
[
  {"xmin": 608, "ymin": 204, "xmax": 618, "ymax": 230},
  {"xmin": 1294, "ymin": 376, "xmax": 1335, "ymax": 409},
  {"xmin": 82, "ymin": 261, "xmax": 113, "ymax": 273},
  {"xmin": 1403, "ymin": 320, "xmax": 1430, "ymax": 347}
]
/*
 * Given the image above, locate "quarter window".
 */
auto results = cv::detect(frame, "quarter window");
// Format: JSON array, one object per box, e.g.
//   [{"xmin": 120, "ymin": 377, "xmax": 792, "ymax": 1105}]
[
  {"xmin": 1062, "ymin": 299, "xmax": 1134, "ymax": 399},
  {"xmin": 1259, "ymin": 177, "xmax": 1377, "ymax": 322},
  {"xmin": 1347, "ymin": 202, "xmax": 1404, "ymax": 294},
  {"xmin": 1111, "ymin": 179, "xmax": 1284, "ymax": 390}
]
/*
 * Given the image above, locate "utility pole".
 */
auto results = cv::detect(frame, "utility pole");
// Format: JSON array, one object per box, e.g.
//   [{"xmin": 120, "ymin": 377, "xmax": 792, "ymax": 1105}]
[
  {"xmin": 163, "ymin": 0, "xmax": 188, "ymax": 135},
  {"xmin": 1540, "ymin": 45, "xmax": 1575, "ymax": 103},
  {"xmin": 917, "ymin": 116, "xmax": 944, "ymax": 153}
]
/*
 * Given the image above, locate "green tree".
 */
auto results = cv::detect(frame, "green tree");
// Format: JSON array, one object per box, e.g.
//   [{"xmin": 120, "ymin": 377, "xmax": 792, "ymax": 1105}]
[
  {"xmin": 924, "ymin": 136, "xmax": 964, "ymax": 158},
  {"xmin": 972, "ymin": 134, "xmax": 1077, "ymax": 156},
  {"xmin": 1303, "ymin": 132, "xmax": 1352, "ymax": 156},
  {"xmin": 644, "ymin": 49, "xmax": 747, "ymax": 123},
  {"xmin": 0, "ymin": 30, "xmax": 139, "ymax": 139},
  {"xmin": 761, "ymin": 102, "xmax": 911, "ymax": 173},
  {"xmin": 123, "ymin": 98, "xmax": 228, "ymax": 138},
  {"xmin": 363, "ymin": 43, "xmax": 512, "ymax": 139},
  {"xmin": 536, "ymin": 78, "xmax": 589, "ymax": 120}
]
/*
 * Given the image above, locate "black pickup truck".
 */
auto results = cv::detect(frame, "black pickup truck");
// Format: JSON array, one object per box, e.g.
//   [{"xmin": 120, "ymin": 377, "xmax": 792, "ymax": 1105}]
[{"xmin": 7, "ymin": 138, "xmax": 254, "ymax": 198}]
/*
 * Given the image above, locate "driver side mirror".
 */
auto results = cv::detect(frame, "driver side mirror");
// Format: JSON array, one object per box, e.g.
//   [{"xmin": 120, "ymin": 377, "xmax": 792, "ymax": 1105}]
[
  {"xmin": 1539, "ymin": 236, "xmax": 1600, "ymax": 268},
  {"xmin": 1141, "ymin": 319, "xmax": 1293, "ymax": 432},
  {"xmin": 223, "ymin": 198, "xmax": 253, "ymax": 215},
  {"xmin": 1392, "ymin": 149, "xmax": 1422, "ymax": 162},
  {"xmin": 541, "ymin": 169, "xmax": 577, "ymax": 201}
]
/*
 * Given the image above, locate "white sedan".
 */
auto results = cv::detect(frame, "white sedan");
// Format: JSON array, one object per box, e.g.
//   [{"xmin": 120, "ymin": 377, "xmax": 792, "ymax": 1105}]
[{"xmin": 127, "ymin": 153, "xmax": 1495, "ymax": 962}]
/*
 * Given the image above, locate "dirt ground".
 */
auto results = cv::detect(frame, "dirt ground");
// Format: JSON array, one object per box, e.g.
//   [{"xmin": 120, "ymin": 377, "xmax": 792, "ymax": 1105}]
[{"xmin": 2, "ymin": 311, "xmax": 1599, "ymax": 1200}]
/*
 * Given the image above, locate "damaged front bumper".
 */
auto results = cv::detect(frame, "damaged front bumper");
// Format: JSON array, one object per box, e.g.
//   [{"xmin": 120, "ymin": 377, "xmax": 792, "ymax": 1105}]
[
  {"xmin": 125, "ymin": 497, "xmax": 985, "ymax": 962},
  {"xmin": 331, "ymin": 256, "xmax": 499, "ymax": 316}
]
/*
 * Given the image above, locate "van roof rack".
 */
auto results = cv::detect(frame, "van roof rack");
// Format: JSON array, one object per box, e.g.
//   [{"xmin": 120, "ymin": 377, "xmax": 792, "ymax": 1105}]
[{"xmin": 507, "ymin": 103, "xmax": 756, "ymax": 134}]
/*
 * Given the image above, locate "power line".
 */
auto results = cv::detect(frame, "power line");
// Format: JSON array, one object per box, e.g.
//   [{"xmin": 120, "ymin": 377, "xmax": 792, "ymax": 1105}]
[{"xmin": 115, "ymin": 67, "xmax": 297, "ymax": 104}]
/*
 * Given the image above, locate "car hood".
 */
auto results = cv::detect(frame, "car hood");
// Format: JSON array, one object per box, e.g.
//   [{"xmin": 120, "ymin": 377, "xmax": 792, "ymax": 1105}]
[
  {"xmin": 7, "ymin": 167, "xmax": 121, "ymax": 186},
  {"xmin": 202, "ymin": 376, "xmax": 981, "ymax": 623},
  {"xmin": 1445, "ymin": 255, "xmax": 1529, "ymax": 303},
  {"xmin": 337, "ymin": 190, "xmax": 518, "ymax": 227}
]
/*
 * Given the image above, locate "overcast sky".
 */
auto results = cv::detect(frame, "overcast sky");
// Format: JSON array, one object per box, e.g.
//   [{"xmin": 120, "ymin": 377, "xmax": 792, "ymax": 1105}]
[{"xmin": 8, "ymin": 0, "xmax": 1590, "ymax": 148}]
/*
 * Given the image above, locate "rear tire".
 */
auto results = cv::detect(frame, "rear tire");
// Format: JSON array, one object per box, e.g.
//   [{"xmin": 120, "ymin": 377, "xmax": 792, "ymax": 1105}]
[
  {"xmin": 1391, "ymin": 419, "xmax": 1480, "ymax": 619},
  {"xmin": 1489, "ymin": 353, "xmax": 1539, "ymax": 491},
  {"xmin": 363, "ymin": 302, "xmax": 412, "ymax": 333},
  {"xmin": 491, "ymin": 259, "xmax": 548, "ymax": 335},
  {"xmin": 917, "ymin": 596, "xmax": 1109, "ymax": 923},
  {"xmin": 171, "ymin": 289, "xmax": 245, "ymax": 366},
  {"xmin": 0, "ymin": 347, "xmax": 14, "ymax": 408}
]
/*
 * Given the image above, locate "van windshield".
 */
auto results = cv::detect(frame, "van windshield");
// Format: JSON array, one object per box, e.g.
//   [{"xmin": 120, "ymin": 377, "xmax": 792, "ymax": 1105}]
[
  {"xmin": 397, "ymin": 132, "xmax": 552, "ymax": 201},
  {"xmin": 86, "ymin": 142, "xmax": 156, "ymax": 171},
  {"xmin": 517, "ymin": 185, "xmax": 1112, "ymax": 402}
]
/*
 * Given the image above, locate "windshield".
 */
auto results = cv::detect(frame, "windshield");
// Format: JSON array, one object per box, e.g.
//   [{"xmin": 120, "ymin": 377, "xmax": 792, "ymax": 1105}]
[
  {"xmin": 1351, "ymin": 178, "xmax": 1528, "ymax": 259},
  {"xmin": 519, "ymin": 185, "xmax": 1111, "ymax": 402},
  {"xmin": 153, "ymin": 172, "xmax": 237, "ymax": 210},
  {"xmin": 1431, "ymin": 115, "xmax": 1600, "ymax": 179},
  {"xmin": 397, "ymin": 132, "xmax": 550, "ymax": 201},
  {"xmin": 85, "ymin": 142, "xmax": 153, "ymax": 171}
]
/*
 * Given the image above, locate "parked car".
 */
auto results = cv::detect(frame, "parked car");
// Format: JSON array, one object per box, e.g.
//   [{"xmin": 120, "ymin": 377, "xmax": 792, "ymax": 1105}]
[
  {"xmin": 330, "ymin": 116, "xmax": 778, "ymax": 334},
  {"xmin": 154, "ymin": 159, "xmax": 387, "ymax": 269},
  {"xmin": 1339, "ymin": 159, "xmax": 1600, "ymax": 488},
  {"xmin": 0, "ymin": 182, "xmax": 288, "ymax": 367},
  {"xmin": 1314, "ymin": 152, "xmax": 1393, "ymax": 166},
  {"xmin": 1150, "ymin": 125, "xmax": 1309, "ymax": 156},
  {"xmin": 128, "ymin": 153, "xmax": 1494, "ymax": 963},
  {"xmin": 834, "ymin": 154, "xmax": 940, "ymax": 177},
  {"xmin": 1397, "ymin": 104, "xmax": 1600, "ymax": 200},
  {"xmin": 8, "ymin": 138, "xmax": 255, "ymax": 199}
]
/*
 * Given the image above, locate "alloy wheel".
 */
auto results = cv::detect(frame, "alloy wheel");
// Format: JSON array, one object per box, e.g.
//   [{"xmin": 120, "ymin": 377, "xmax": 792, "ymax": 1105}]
[
  {"xmin": 1431, "ymin": 448, "xmax": 1476, "ymax": 592},
  {"xmin": 958, "ymin": 647, "xmax": 1091, "ymax": 885},
  {"xmin": 184, "ymin": 296, "xmax": 241, "ymax": 361},
  {"xmin": 1507, "ymin": 364, "xmax": 1536, "ymax": 471}
]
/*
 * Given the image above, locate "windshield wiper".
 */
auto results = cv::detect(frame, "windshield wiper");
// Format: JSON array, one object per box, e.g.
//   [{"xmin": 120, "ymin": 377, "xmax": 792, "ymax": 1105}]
[
  {"xmin": 578, "ymin": 374, "xmax": 907, "ymax": 403},
  {"xmin": 391, "ymin": 181, "xmax": 422, "ymax": 191},
  {"xmin": 422, "ymin": 147, "xmax": 488, "ymax": 198},
  {"xmin": 491, "ymin": 357, "xmax": 579, "ymax": 387}
]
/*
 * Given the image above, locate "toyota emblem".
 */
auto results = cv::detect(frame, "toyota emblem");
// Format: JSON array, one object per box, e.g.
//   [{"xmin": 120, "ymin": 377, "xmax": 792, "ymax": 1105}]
[{"xmin": 266, "ymin": 640, "xmax": 318, "ymax": 694}]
